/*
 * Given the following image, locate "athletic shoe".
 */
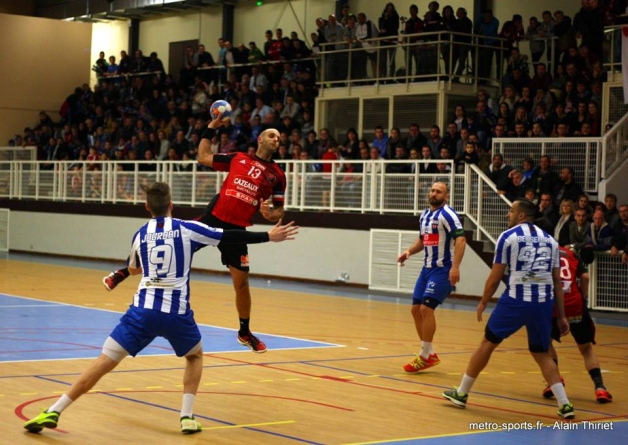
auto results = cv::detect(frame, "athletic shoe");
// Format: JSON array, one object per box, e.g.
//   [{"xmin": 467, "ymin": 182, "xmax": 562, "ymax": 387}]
[
  {"xmin": 595, "ymin": 388, "xmax": 613, "ymax": 404},
  {"xmin": 237, "ymin": 333, "xmax": 267, "ymax": 353},
  {"xmin": 180, "ymin": 416, "xmax": 202, "ymax": 434},
  {"xmin": 443, "ymin": 388, "xmax": 468, "ymax": 408},
  {"xmin": 542, "ymin": 376, "xmax": 565, "ymax": 398},
  {"xmin": 558, "ymin": 403, "xmax": 575, "ymax": 419},
  {"xmin": 402, "ymin": 353, "xmax": 440, "ymax": 373},
  {"xmin": 103, "ymin": 271, "xmax": 125, "ymax": 291},
  {"xmin": 24, "ymin": 410, "xmax": 60, "ymax": 433}
]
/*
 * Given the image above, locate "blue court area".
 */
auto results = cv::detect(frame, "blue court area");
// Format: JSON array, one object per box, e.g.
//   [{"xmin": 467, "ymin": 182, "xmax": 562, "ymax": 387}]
[
  {"xmin": 0, "ymin": 293, "xmax": 340, "ymax": 362},
  {"xmin": 368, "ymin": 420, "xmax": 628, "ymax": 445}
]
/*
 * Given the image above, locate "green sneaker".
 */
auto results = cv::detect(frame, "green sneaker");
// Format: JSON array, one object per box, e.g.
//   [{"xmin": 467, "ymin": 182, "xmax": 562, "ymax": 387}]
[
  {"xmin": 443, "ymin": 387, "xmax": 468, "ymax": 408},
  {"xmin": 24, "ymin": 410, "xmax": 60, "ymax": 433},
  {"xmin": 558, "ymin": 403, "xmax": 575, "ymax": 419},
  {"xmin": 180, "ymin": 416, "xmax": 202, "ymax": 434}
]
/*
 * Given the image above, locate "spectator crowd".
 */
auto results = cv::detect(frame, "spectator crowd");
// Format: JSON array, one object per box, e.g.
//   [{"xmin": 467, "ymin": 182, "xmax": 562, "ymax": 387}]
[{"xmin": 5, "ymin": 1, "xmax": 625, "ymax": 249}]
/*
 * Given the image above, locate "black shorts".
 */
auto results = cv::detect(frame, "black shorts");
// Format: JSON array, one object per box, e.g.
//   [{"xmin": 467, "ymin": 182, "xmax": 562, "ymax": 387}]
[
  {"xmin": 551, "ymin": 307, "xmax": 596, "ymax": 345},
  {"xmin": 196, "ymin": 195, "xmax": 249, "ymax": 272}
]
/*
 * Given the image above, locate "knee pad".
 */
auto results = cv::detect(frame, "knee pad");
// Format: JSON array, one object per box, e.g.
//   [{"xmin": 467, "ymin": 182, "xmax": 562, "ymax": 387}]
[
  {"xmin": 484, "ymin": 325, "xmax": 504, "ymax": 345},
  {"xmin": 102, "ymin": 336, "xmax": 130, "ymax": 362}
]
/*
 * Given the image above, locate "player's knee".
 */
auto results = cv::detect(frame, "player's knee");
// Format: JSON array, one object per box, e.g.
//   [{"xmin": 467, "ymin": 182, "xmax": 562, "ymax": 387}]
[
  {"xmin": 577, "ymin": 342, "xmax": 592, "ymax": 354},
  {"xmin": 484, "ymin": 326, "xmax": 504, "ymax": 345},
  {"xmin": 102, "ymin": 336, "xmax": 130, "ymax": 362}
]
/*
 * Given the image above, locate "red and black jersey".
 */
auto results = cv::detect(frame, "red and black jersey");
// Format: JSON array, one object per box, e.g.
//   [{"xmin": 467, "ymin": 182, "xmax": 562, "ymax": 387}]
[
  {"xmin": 555, "ymin": 246, "xmax": 587, "ymax": 318},
  {"xmin": 211, "ymin": 152, "xmax": 286, "ymax": 227}
]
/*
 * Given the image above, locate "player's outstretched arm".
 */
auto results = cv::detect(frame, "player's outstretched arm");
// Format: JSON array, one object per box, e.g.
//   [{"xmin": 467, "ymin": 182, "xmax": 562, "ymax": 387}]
[
  {"xmin": 268, "ymin": 219, "xmax": 299, "ymax": 242},
  {"xmin": 197, "ymin": 113, "xmax": 226, "ymax": 167}
]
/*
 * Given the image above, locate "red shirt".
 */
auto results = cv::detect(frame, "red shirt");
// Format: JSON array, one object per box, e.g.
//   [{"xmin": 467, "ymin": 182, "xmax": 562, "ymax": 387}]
[
  {"xmin": 211, "ymin": 152, "xmax": 286, "ymax": 227},
  {"xmin": 555, "ymin": 246, "xmax": 587, "ymax": 319}
]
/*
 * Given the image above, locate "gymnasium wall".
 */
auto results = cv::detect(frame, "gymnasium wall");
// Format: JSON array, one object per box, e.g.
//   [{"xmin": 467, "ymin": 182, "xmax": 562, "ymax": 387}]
[
  {"xmin": 0, "ymin": 13, "xmax": 91, "ymax": 144},
  {"xmin": 90, "ymin": 20, "xmax": 131, "ymax": 87},
  {"xmin": 7, "ymin": 210, "xmax": 492, "ymax": 297}
]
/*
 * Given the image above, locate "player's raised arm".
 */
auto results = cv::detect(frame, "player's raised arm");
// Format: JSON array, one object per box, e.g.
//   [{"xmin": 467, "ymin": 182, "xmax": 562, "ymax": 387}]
[{"xmin": 197, "ymin": 112, "xmax": 226, "ymax": 167}]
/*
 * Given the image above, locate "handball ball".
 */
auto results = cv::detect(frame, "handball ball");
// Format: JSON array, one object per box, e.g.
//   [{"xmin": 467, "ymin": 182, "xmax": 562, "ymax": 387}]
[{"xmin": 210, "ymin": 100, "xmax": 232, "ymax": 122}]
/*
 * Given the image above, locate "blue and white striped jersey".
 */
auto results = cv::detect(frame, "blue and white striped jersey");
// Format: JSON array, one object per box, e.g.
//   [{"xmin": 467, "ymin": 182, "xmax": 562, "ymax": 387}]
[
  {"xmin": 127, "ymin": 217, "xmax": 224, "ymax": 315},
  {"xmin": 494, "ymin": 223, "xmax": 560, "ymax": 303},
  {"xmin": 419, "ymin": 204, "xmax": 464, "ymax": 268}
]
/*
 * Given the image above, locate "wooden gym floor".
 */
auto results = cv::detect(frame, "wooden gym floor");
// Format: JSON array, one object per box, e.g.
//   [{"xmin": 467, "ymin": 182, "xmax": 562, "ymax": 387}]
[{"xmin": 1, "ymin": 253, "xmax": 627, "ymax": 444}]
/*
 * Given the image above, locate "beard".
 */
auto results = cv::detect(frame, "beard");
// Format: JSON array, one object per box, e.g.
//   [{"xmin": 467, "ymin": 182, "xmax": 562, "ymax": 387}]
[{"xmin": 429, "ymin": 196, "xmax": 445, "ymax": 207}]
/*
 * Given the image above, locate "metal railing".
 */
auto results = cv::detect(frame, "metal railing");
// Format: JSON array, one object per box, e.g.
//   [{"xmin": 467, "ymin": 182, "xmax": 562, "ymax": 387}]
[
  {"xmin": 601, "ymin": 110, "xmax": 628, "ymax": 178},
  {"xmin": 0, "ymin": 159, "xmax": 460, "ymax": 215},
  {"xmin": 602, "ymin": 25, "xmax": 623, "ymax": 80},
  {"xmin": 589, "ymin": 251, "xmax": 628, "ymax": 312},
  {"xmin": 0, "ymin": 147, "xmax": 37, "ymax": 162},
  {"xmin": 464, "ymin": 164, "xmax": 511, "ymax": 247},
  {"xmin": 318, "ymin": 30, "xmax": 512, "ymax": 90},
  {"xmin": 492, "ymin": 137, "xmax": 601, "ymax": 193}
]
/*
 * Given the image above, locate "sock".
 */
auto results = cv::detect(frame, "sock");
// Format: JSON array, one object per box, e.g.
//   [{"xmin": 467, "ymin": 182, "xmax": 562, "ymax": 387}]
[
  {"xmin": 239, "ymin": 318, "xmax": 250, "ymax": 335},
  {"xmin": 116, "ymin": 268, "xmax": 130, "ymax": 278},
  {"xmin": 420, "ymin": 341, "xmax": 432, "ymax": 358},
  {"xmin": 458, "ymin": 373, "xmax": 475, "ymax": 395},
  {"xmin": 48, "ymin": 394, "xmax": 73, "ymax": 414},
  {"xmin": 552, "ymin": 383, "xmax": 569, "ymax": 406},
  {"xmin": 429, "ymin": 343, "xmax": 435, "ymax": 355},
  {"xmin": 588, "ymin": 368, "xmax": 605, "ymax": 389},
  {"xmin": 180, "ymin": 393, "xmax": 195, "ymax": 418}
]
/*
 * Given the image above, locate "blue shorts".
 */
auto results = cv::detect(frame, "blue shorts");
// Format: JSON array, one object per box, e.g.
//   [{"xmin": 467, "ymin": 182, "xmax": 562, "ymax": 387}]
[
  {"xmin": 110, "ymin": 306, "xmax": 202, "ymax": 357},
  {"xmin": 487, "ymin": 296, "xmax": 554, "ymax": 352},
  {"xmin": 412, "ymin": 267, "xmax": 453, "ymax": 306}
]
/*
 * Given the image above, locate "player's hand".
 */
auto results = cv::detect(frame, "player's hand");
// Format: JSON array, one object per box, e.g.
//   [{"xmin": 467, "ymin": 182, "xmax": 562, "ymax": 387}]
[
  {"xmin": 557, "ymin": 317, "xmax": 570, "ymax": 337},
  {"xmin": 622, "ymin": 252, "xmax": 628, "ymax": 265},
  {"xmin": 397, "ymin": 250, "xmax": 410, "ymax": 267},
  {"xmin": 208, "ymin": 113, "xmax": 226, "ymax": 129},
  {"xmin": 476, "ymin": 301, "xmax": 487, "ymax": 322},
  {"xmin": 449, "ymin": 266, "xmax": 460, "ymax": 286},
  {"xmin": 260, "ymin": 198, "xmax": 272, "ymax": 219},
  {"xmin": 268, "ymin": 219, "xmax": 299, "ymax": 242}
]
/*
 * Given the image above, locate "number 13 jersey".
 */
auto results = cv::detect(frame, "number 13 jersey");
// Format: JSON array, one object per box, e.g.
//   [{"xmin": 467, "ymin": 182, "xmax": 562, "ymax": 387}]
[{"xmin": 211, "ymin": 152, "xmax": 287, "ymax": 227}]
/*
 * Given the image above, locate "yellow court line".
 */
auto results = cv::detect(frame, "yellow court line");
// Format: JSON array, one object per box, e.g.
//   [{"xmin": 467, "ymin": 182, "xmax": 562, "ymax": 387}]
[
  {"xmin": 285, "ymin": 378, "xmax": 301, "ymax": 381},
  {"xmin": 258, "ymin": 379, "xmax": 274, "ymax": 382},
  {"xmin": 115, "ymin": 388, "xmax": 133, "ymax": 391},
  {"xmin": 146, "ymin": 386, "xmax": 162, "ymax": 389},
  {"xmin": 204, "ymin": 420, "xmax": 295, "ymax": 431},
  {"xmin": 20, "ymin": 392, "xmax": 38, "ymax": 395},
  {"xmin": 203, "ymin": 382, "xmax": 219, "ymax": 386},
  {"xmin": 231, "ymin": 381, "xmax": 247, "ymax": 384}
]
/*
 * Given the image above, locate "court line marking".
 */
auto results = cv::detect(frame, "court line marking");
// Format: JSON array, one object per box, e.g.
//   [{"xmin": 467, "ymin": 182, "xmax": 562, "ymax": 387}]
[
  {"xmin": 204, "ymin": 420, "xmax": 296, "ymax": 430},
  {"xmin": 302, "ymin": 361, "xmax": 616, "ymax": 417},
  {"xmin": 209, "ymin": 356, "xmax": 621, "ymax": 419}
]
